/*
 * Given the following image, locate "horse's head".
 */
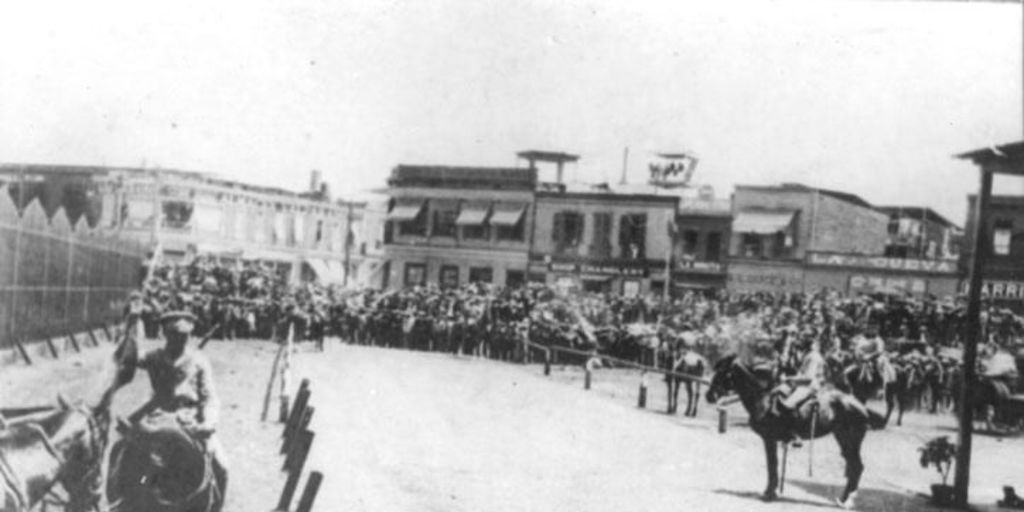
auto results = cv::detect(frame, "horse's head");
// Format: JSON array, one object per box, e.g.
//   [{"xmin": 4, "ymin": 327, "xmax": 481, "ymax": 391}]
[
  {"xmin": 30, "ymin": 396, "xmax": 108, "ymax": 511},
  {"xmin": 705, "ymin": 354, "xmax": 739, "ymax": 404}
]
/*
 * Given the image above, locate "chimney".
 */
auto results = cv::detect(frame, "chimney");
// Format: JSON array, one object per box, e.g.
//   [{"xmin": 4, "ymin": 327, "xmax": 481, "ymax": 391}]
[{"xmin": 310, "ymin": 169, "xmax": 322, "ymax": 193}]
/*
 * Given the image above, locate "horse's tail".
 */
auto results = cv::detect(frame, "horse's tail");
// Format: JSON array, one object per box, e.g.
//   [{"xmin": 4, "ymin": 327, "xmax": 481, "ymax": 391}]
[{"xmin": 867, "ymin": 407, "xmax": 887, "ymax": 430}]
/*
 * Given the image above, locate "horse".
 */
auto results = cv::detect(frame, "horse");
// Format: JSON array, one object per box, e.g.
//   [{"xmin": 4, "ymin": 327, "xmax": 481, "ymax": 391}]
[
  {"xmin": 0, "ymin": 398, "xmax": 111, "ymax": 512},
  {"xmin": 665, "ymin": 350, "xmax": 707, "ymax": 417},
  {"xmin": 706, "ymin": 354, "xmax": 886, "ymax": 508},
  {"xmin": 106, "ymin": 412, "xmax": 225, "ymax": 512}
]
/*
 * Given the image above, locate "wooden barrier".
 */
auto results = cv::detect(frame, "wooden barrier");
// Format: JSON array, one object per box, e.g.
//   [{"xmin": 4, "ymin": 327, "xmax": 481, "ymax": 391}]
[
  {"xmin": 282, "ymin": 381, "xmax": 311, "ymax": 449},
  {"xmin": 295, "ymin": 471, "xmax": 324, "ymax": 512},
  {"xmin": 13, "ymin": 338, "xmax": 32, "ymax": 365},
  {"xmin": 277, "ymin": 430, "xmax": 315, "ymax": 510},
  {"xmin": 87, "ymin": 329, "xmax": 101, "ymax": 347},
  {"xmin": 261, "ymin": 342, "xmax": 287, "ymax": 422},
  {"xmin": 283, "ymin": 404, "xmax": 314, "ymax": 455}
]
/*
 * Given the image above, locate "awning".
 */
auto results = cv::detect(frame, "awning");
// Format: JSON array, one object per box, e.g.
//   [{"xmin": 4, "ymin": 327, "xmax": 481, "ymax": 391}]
[
  {"xmin": 732, "ymin": 211, "xmax": 795, "ymax": 234},
  {"xmin": 306, "ymin": 259, "xmax": 331, "ymax": 281},
  {"xmin": 456, "ymin": 204, "xmax": 490, "ymax": 226},
  {"xmin": 325, "ymin": 260, "xmax": 347, "ymax": 284},
  {"xmin": 489, "ymin": 204, "xmax": 527, "ymax": 226},
  {"xmin": 386, "ymin": 200, "xmax": 425, "ymax": 221}
]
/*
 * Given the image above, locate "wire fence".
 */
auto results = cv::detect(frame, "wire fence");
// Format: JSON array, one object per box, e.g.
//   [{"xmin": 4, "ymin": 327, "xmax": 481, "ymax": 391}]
[{"xmin": 0, "ymin": 185, "xmax": 144, "ymax": 349}]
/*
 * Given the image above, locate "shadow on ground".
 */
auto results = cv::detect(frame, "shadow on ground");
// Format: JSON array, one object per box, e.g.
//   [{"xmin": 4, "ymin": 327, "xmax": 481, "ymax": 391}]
[
  {"xmin": 788, "ymin": 479, "xmax": 934, "ymax": 511},
  {"xmin": 712, "ymin": 488, "xmax": 834, "ymax": 509}
]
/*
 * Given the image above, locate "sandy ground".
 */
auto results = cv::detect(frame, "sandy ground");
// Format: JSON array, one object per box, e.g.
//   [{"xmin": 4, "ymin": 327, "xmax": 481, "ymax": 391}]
[{"xmin": 4, "ymin": 338, "xmax": 1023, "ymax": 512}]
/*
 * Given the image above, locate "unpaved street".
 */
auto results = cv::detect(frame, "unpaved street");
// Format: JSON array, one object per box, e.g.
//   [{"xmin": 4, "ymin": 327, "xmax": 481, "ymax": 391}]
[{"xmin": 5, "ymin": 340, "xmax": 1022, "ymax": 512}]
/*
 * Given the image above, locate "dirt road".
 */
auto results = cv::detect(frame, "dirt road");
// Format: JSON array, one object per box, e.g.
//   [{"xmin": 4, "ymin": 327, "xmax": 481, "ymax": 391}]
[{"xmin": 5, "ymin": 340, "xmax": 1021, "ymax": 511}]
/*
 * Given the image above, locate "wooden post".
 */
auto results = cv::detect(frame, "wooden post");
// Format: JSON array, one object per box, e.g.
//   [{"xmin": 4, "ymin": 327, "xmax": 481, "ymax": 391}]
[
  {"xmin": 261, "ymin": 342, "xmax": 286, "ymax": 422},
  {"xmin": 954, "ymin": 167, "xmax": 993, "ymax": 508},
  {"xmin": 87, "ymin": 329, "xmax": 101, "ymax": 347},
  {"xmin": 102, "ymin": 323, "xmax": 112, "ymax": 342},
  {"xmin": 282, "ymin": 381, "xmax": 311, "ymax": 444},
  {"xmin": 66, "ymin": 330, "xmax": 81, "ymax": 353},
  {"xmin": 283, "ymin": 429, "xmax": 315, "ymax": 473},
  {"xmin": 279, "ymin": 323, "xmax": 295, "ymax": 423},
  {"xmin": 13, "ymin": 338, "xmax": 32, "ymax": 365},
  {"xmin": 44, "ymin": 337, "xmax": 59, "ymax": 359},
  {"xmin": 295, "ymin": 471, "xmax": 324, "ymax": 512},
  {"xmin": 584, "ymin": 366, "xmax": 591, "ymax": 390},
  {"xmin": 543, "ymin": 349, "xmax": 551, "ymax": 376},
  {"xmin": 283, "ymin": 403, "xmax": 314, "ymax": 455},
  {"xmin": 637, "ymin": 371, "xmax": 648, "ymax": 409},
  {"xmin": 717, "ymin": 408, "xmax": 727, "ymax": 434}
]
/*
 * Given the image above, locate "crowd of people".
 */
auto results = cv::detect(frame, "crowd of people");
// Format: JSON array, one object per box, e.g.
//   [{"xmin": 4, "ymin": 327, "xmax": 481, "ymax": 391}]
[{"xmin": 128, "ymin": 256, "xmax": 1024, "ymax": 418}]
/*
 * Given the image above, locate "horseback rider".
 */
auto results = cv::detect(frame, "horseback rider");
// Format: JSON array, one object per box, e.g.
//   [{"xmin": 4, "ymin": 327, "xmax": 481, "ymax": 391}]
[
  {"xmin": 776, "ymin": 334, "xmax": 826, "ymax": 415},
  {"xmin": 127, "ymin": 310, "xmax": 229, "ymax": 499}
]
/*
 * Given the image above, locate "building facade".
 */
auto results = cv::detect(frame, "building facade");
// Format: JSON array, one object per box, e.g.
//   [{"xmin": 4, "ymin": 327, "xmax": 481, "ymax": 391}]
[
  {"xmin": 382, "ymin": 165, "xmax": 536, "ymax": 290},
  {"xmin": 672, "ymin": 193, "xmax": 730, "ymax": 291},
  {"xmin": 876, "ymin": 206, "xmax": 960, "ymax": 260},
  {"xmin": 528, "ymin": 183, "xmax": 678, "ymax": 296},
  {"xmin": 961, "ymin": 193, "xmax": 1024, "ymax": 310},
  {"xmin": 0, "ymin": 165, "xmax": 363, "ymax": 285}
]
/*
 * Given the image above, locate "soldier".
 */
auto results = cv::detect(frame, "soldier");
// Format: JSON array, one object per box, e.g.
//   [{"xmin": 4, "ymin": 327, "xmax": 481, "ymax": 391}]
[{"xmin": 128, "ymin": 310, "xmax": 229, "ymax": 500}]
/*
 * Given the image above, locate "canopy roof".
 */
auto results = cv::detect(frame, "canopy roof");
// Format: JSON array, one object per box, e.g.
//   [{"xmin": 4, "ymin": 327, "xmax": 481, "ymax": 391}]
[{"xmin": 733, "ymin": 211, "xmax": 796, "ymax": 234}]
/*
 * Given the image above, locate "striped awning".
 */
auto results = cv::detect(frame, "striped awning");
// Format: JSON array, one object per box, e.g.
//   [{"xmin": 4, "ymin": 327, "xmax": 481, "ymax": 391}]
[
  {"xmin": 456, "ymin": 204, "xmax": 491, "ymax": 226},
  {"xmin": 732, "ymin": 211, "xmax": 795, "ymax": 235},
  {"xmin": 489, "ymin": 204, "xmax": 526, "ymax": 226},
  {"xmin": 387, "ymin": 200, "xmax": 425, "ymax": 221}
]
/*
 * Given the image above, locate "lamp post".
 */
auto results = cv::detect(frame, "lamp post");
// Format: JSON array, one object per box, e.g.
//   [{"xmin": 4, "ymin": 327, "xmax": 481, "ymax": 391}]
[{"xmin": 953, "ymin": 142, "xmax": 1024, "ymax": 508}]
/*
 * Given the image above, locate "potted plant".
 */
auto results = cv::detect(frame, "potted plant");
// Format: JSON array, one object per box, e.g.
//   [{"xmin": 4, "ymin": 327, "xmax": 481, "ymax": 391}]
[{"xmin": 919, "ymin": 436, "xmax": 957, "ymax": 506}]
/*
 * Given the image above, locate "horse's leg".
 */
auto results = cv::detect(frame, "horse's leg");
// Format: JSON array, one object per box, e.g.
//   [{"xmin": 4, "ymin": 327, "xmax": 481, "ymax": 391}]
[
  {"xmin": 761, "ymin": 436, "xmax": 779, "ymax": 501},
  {"xmin": 883, "ymin": 384, "xmax": 896, "ymax": 425},
  {"xmin": 835, "ymin": 428, "xmax": 866, "ymax": 508}
]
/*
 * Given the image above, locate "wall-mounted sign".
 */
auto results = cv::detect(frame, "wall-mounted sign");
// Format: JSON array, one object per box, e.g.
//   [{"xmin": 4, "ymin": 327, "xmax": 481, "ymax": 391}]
[
  {"xmin": 727, "ymin": 264, "xmax": 803, "ymax": 292},
  {"xmin": 807, "ymin": 252, "xmax": 956, "ymax": 274},
  {"xmin": 961, "ymin": 280, "xmax": 1024, "ymax": 300},
  {"xmin": 849, "ymin": 275, "xmax": 927, "ymax": 295},
  {"xmin": 677, "ymin": 260, "xmax": 723, "ymax": 273}
]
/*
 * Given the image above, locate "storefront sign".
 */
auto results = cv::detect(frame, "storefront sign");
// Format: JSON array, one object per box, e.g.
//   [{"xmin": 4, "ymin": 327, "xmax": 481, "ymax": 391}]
[
  {"xmin": 961, "ymin": 280, "xmax": 1024, "ymax": 300},
  {"xmin": 677, "ymin": 260, "xmax": 723, "ymax": 273},
  {"xmin": 806, "ymin": 252, "xmax": 956, "ymax": 274},
  {"xmin": 727, "ymin": 264, "xmax": 803, "ymax": 292},
  {"xmin": 547, "ymin": 261, "xmax": 649, "ymax": 277},
  {"xmin": 849, "ymin": 275, "xmax": 927, "ymax": 295}
]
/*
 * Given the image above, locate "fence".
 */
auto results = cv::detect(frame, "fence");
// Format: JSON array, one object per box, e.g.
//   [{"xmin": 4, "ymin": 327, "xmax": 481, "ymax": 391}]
[{"xmin": 0, "ymin": 185, "xmax": 144, "ymax": 351}]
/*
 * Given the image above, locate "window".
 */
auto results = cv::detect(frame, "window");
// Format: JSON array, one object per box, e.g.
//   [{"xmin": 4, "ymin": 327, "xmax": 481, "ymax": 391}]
[
  {"xmin": 496, "ymin": 218, "xmax": 524, "ymax": 241},
  {"xmin": 162, "ymin": 201, "xmax": 193, "ymax": 229},
  {"xmin": 469, "ymin": 266, "xmax": 493, "ymax": 283},
  {"xmin": 462, "ymin": 223, "xmax": 489, "ymax": 240},
  {"xmin": 384, "ymin": 221, "xmax": 394, "ymax": 243},
  {"xmin": 505, "ymin": 270, "xmax": 525, "ymax": 289},
  {"xmin": 552, "ymin": 211, "xmax": 585, "ymax": 254},
  {"xmin": 404, "ymin": 263, "xmax": 426, "ymax": 287},
  {"xmin": 887, "ymin": 217, "xmax": 900, "ymax": 235},
  {"xmin": 315, "ymin": 220, "xmax": 324, "ymax": 243},
  {"xmin": 773, "ymin": 231, "xmax": 788, "ymax": 257},
  {"xmin": 439, "ymin": 265, "xmax": 459, "ymax": 288},
  {"xmin": 706, "ymin": 232, "xmax": 722, "ymax": 262},
  {"xmin": 399, "ymin": 209, "xmax": 427, "ymax": 236},
  {"xmin": 618, "ymin": 213, "xmax": 647, "ymax": 259},
  {"xmin": 591, "ymin": 213, "xmax": 612, "ymax": 257},
  {"xmin": 432, "ymin": 209, "xmax": 457, "ymax": 237},
  {"xmin": 681, "ymin": 230, "xmax": 699, "ymax": 256},
  {"xmin": 994, "ymin": 219, "xmax": 1013, "ymax": 256},
  {"xmin": 742, "ymin": 233, "xmax": 763, "ymax": 258}
]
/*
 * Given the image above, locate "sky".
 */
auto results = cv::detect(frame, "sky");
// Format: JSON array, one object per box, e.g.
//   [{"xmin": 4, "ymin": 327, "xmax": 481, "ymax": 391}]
[{"xmin": 0, "ymin": 0, "xmax": 1021, "ymax": 225}]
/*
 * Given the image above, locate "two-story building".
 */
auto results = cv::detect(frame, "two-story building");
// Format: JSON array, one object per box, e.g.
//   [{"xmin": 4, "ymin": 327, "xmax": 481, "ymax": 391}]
[
  {"xmin": 672, "ymin": 187, "xmax": 731, "ymax": 291},
  {"xmin": 876, "ymin": 206, "xmax": 960, "ymax": 260},
  {"xmin": 728, "ymin": 183, "xmax": 890, "ymax": 293},
  {"xmin": 381, "ymin": 164, "xmax": 536, "ymax": 290},
  {"xmin": 960, "ymin": 193, "xmax": 1024, "ymax": 310},
  {"xmin": 528, "ymin": 182, "xmax": 678, "ymax": 296},
  {"xmin": 0, "ymin": 165, "xmax": 363, "ymax": 285}
]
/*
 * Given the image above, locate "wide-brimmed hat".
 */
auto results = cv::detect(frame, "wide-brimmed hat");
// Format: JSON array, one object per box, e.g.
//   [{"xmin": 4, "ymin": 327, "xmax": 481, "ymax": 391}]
[{"xmin": 160, "ymin": 310, "xmax": 197, "ymax": 335}]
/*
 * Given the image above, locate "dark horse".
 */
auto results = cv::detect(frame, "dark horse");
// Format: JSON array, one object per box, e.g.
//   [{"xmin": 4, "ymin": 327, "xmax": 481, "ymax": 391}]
[
  {"xmin": 0, "ymin": 394, "xmax": 116, "ymax": 512},
  {"xmin": 706, "ymin": 354, "xmax": 886, "ymax": 508},
  {"xmin": 106, "ymin": 412, "xmax": 225, "ymax": 512},
  {"xmin": 665, "ymin": 350, "xmax": 707, "ymax": 417}
]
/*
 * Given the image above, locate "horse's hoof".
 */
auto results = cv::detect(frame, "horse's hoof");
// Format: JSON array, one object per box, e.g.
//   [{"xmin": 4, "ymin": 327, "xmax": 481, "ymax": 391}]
[{"xmin": 762, "ymin": 492, "xmax": 778, "ymax": 502}]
